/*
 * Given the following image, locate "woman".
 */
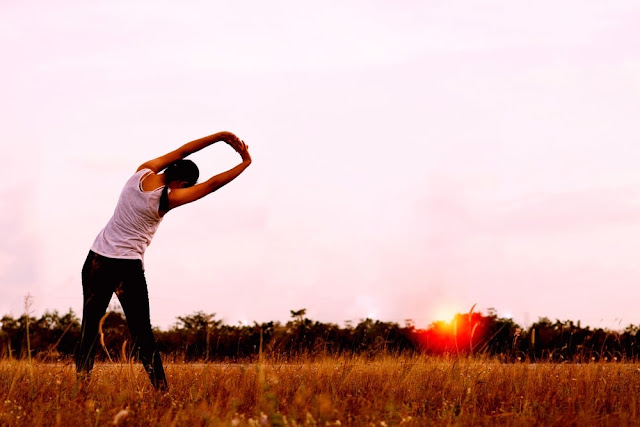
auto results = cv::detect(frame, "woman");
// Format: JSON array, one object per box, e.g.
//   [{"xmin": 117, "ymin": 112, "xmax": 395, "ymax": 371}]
[{"xmin": 76, "ymin": 131, "xmax": 251, "ymax": 390}]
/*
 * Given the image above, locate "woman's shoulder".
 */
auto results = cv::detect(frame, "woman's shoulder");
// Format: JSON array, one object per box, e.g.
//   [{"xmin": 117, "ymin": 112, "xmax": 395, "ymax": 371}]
[{"xmin": 138, "ymin": 169, "xmax": 164, "ymax": 192}]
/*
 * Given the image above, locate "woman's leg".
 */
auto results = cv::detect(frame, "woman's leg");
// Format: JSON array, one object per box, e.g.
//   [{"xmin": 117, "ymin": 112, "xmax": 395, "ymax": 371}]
[
  {"xmin": 76, "ymin": 251, "xmax": 118, "ymax": 375},
  {"xmin": 117, "ymin": 260, "xmax": 167, "ymax": 390}
]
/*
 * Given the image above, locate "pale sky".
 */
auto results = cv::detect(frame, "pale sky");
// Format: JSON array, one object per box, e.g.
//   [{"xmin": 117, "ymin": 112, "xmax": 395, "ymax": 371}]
[{"xmin": 1, "ymin": 1, "xmax": 640, "ymax": 330}]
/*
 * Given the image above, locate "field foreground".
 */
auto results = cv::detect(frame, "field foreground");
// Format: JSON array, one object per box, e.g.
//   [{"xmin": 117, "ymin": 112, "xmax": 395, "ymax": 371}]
[{"xmin": 2, "ymin": 357, "xmax": 640, "ymax": 426}]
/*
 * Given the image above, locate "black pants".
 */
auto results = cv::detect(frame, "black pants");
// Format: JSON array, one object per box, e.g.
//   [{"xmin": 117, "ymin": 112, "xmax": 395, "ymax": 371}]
[{"xmin": 76, "ymin": 250, "xmax": 167, "ymax": 390}]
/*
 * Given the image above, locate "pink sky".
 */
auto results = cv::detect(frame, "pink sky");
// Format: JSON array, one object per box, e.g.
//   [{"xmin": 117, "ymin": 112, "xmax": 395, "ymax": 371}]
[{"xmin": 2, "ymin": 1, "xmax": 640, "ymax": 329}]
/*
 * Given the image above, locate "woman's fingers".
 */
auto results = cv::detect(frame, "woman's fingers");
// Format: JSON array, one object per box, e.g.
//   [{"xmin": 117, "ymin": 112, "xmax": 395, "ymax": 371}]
[{"xmin": 225, "ymin": 135, "xmax": 248, "ymax": 154}]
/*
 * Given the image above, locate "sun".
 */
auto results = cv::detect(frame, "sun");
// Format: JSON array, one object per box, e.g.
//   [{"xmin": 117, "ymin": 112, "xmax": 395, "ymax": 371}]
[{"xmin": 433, "ymin": 304, "xmax": 459, "ymax": 326}]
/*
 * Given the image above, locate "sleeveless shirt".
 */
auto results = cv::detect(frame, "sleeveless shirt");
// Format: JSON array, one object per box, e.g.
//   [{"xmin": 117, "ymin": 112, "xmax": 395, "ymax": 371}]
[{"xmin": 91, "ymin": 169, "xmax": 164, "ymax": 265}]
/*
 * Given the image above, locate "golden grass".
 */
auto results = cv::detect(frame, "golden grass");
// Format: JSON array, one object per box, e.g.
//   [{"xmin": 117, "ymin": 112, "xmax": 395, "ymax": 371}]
[{"xmin": 1, "ymin": 356, "xmax": 640, "ymax": 426}]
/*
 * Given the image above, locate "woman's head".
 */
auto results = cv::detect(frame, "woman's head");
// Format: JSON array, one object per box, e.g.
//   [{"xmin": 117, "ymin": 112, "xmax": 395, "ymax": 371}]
[{"xmin": 164, "ymin": 160, "xmax": 199, "ymax": 188}]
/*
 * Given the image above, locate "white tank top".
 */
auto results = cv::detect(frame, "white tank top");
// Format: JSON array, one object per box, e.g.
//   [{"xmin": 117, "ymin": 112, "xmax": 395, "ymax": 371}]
[{"xmin": 91, "ymin": 169, "xmax": 164, "ymax": 265}]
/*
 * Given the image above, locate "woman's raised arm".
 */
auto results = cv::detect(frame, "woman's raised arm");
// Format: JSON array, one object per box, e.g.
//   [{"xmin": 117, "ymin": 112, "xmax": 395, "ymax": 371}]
[
  {"xmin": 137, "ymin": 131, "xmax": 240, "ymax": 173},
  {"xmin": 165, "ymin": 142, "xmax": 251, "ymax": 211}
]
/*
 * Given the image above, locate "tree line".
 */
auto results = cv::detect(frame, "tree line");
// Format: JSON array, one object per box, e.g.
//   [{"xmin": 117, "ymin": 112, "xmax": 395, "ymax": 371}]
[{"xmin": 1, "ymin": 307, "xmax": 638, "ymax": 362}]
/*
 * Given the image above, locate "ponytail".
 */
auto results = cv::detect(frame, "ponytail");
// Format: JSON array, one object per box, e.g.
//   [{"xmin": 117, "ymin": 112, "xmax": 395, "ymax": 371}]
[{"xmin": 159, "ymin": 185, "xmax": 170, "ymax": 213}]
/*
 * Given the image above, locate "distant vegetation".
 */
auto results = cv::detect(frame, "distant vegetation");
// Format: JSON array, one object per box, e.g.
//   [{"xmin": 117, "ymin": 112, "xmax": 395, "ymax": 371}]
[{"xmin": 1, "ymin": 307, "xmax": 638, "ymax": 362}]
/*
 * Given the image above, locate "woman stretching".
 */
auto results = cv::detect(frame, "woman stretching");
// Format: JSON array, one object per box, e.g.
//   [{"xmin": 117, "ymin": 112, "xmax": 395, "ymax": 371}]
[{"xmin": 76, "ymin": 131, "xmax": 251, "ymax": 390}]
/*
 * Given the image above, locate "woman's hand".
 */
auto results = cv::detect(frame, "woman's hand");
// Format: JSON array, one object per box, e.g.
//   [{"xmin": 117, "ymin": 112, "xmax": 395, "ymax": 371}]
[
  {"xmin": 225, "ymin": 134, "xmax": 251, "ymax": 164},
  {"xmin": 238, "ymin": 141, "xmax": 251, "ymax": 164},
  {"xmin": 224, "ymin": 133, "xmax": 244, "ymax": 152}
]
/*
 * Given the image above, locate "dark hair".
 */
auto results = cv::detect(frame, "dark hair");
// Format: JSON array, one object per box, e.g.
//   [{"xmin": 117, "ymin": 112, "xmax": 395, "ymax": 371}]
[{"xmin": 159, "ymin": 160, "xmax": 199, "ymax": 213}]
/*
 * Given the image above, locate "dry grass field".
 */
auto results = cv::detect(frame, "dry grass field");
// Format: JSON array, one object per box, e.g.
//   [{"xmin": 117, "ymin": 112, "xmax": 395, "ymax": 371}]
[{"xmin": 2, "ymin": 356, "xmax": 640, "ymax": 426}]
